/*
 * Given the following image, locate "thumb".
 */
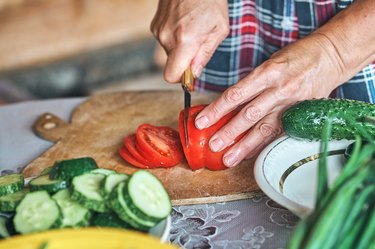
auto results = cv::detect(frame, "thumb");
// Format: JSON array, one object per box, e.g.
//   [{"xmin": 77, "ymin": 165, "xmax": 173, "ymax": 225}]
[{"xmin": 164, "ymin": 43, "xmax": 200, "ymax": 83}]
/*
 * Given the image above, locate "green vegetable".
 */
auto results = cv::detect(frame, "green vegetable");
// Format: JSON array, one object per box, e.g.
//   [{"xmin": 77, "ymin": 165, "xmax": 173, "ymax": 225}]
[
  {"xmin": 13, "ymin": 191, "xmax": 62, "ymax": 234},
  {"xmin": 0, "ymin": 173, "xmax": 24, "ymax": 197},
  {"xmin": 71, "ymin": 173, "xmax": 107, "ymax": 213},
  {"xmin": 287, "ymin": 112, "xmax": 375, "ymax": 249},
  {"xmin": 0, "ymin": 158, "xmax": 171, "ymax": 237},
  {"xmin": 52, "ymin": 189, "xmax": 91, "ymax": 228},
  {"xmin": 0, "ymin": 188, "xmax": 29, "ymax": 212},
  {"xmin": 29, "ymin": 175, "xmax": 67, "ymax": 194},
  {"xmin": 49, "ymin": 157, "xmax": 98, "ymax": 182},
  {"xmin": 282, "ymin": 98, "xmax": 375, "ymax": 140},
  {"xmin": 90, "ymin": 212, "xmax": 130, "ymax": 229},
  {"xmin": 0, "ymin": 216, "xmax": 10, "ymax": 238}
]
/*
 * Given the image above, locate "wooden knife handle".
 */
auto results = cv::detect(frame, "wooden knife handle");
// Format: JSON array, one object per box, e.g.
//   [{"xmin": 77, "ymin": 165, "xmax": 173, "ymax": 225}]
[{"xmin": 33, "ymin": 112, "xmax": 69, "ymax": 142}]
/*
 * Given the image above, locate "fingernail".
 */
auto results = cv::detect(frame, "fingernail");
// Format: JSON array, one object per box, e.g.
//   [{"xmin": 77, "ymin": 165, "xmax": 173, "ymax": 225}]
[
  {"xmin": 210, "ymin": 137, "xmax": 225, "ymax": 152},
  {"xmin": 193, "ymin": 64, "xmax": 203, "ymax": 78},
  {"xmin": 195, "ymin": 116, "xmax": 209, "ymax": 129},
  {"xmin": 223, "ymin": 153, "xmax": 239, "ymax": 167}
]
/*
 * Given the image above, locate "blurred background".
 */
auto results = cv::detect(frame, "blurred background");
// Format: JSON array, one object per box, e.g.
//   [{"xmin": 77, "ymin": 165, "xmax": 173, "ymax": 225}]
[{"xmin": 0, "ymin": 0, "xmax": 175, "ymax": 105}]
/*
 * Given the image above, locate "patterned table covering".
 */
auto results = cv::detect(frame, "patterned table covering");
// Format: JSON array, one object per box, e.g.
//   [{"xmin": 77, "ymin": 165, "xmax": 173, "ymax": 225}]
[{"xmin": 0, "ymin": 98, "xmax": 298, "ymax": 249}]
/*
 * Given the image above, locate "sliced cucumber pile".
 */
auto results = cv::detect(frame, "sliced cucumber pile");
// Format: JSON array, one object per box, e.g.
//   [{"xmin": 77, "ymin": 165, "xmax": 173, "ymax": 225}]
[{"xmin": 0, "ymin": 156, "xmax": 172, "ymax": 236}]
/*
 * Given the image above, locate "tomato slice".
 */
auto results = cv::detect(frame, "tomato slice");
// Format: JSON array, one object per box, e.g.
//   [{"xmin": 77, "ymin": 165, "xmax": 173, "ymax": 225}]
[
  {"xmin": 135, "ymin": 124, "xmax": 183, "ymax": 167},
  {"xmin": 178, "ymin": 105, "xmax": 207, "ymax": 170},
  {"xmin": 119, "ymin": 146, "xmax": 149, "ymax": 169},
  {"xmin": 124, "ymin": 134, "xmax": 155, "ymax": 167}
]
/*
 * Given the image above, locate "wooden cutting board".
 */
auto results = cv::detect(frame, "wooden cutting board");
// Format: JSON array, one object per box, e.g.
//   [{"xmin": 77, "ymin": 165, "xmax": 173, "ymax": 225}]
[{"xmin": 22, "ymin": 91, "xmax": 261, "ymax": 205}]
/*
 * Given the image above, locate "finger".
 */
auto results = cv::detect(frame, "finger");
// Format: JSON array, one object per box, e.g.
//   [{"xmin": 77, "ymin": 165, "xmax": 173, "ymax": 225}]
[
  {"xmin": 222, "ymin": 112, "xmax": 283, "ymax": 168},
  {"xmin": 208, "ymin": 88, "xmax": 282, "ymax": 152},
  {"xmin": 195, "ymin": 73, "xmax": 268, "ymax": 130},
  {"xmin": 164, "ymin": 41, "xmax": 200, "ymax": 83}
]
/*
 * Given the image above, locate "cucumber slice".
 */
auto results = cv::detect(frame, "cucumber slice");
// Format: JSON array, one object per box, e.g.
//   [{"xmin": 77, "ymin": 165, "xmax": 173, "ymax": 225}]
[
  {"xmin": 126, "ymin": 170, "xmax": 171, "ymax": 221},
  {"xmin": 0, "ymin": 174, "xmax": 24, "ymax": 197},
  {"xmin": 91, "ymin": 212, "xmax": 130, "ymax": 229},
  {"xmin": 90, "ymin": 168, "xmax": 117, "ymax": 176},
  {"xmin": 109, "ymin": 182, "xmax": 156, "ymax": 231},
  {"xmin": 71, "ymin": 173, "xmax": 107, "ymax": 213},
  {"xmin": 13, "ymin": 191, "xmax": 62, "ymax": 234},
  {"xmin": 0, "ymin": 216, "xmax": 10, "ymax": 238},
  {"xmin": 29, "ymin": 175, "xmax": 67, "ymax": 194},
  {"xmin": 0, "ymin": 188, "xmax": 30, "ymax": 212},
  {"xmin": 40, "ymin": 166, "xmax": 53, "ymax": 175},
  {"xmin": 102, "ymin": 173, "xmax": 129, "ymax": 196},
  {"xmin": 52, "ymin": 189, "xmax": 91, "ymax": 228},
  {"xmin": 50, "ymin": 157, "xmax": 98, "ymax": 181}
]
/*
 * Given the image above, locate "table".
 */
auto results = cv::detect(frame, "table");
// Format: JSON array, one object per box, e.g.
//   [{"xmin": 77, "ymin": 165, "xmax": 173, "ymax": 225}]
[{"xmin": 0, "ymin": 98, "xmax": 298, "ymax": 249}]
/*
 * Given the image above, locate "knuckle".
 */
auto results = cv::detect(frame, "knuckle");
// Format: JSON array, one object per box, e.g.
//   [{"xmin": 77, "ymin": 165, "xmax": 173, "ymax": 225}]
[
  {"xmin": 158, "ymin": 29, "xmax": 171, "ymax": 44},
  {"xmin": 209, "ymin": 104, "xmax": 222, "ymax": 120},
  {"xmin": 278, "ymin": 83, "xmax": 300, "ymax": 98},
  {"xmin": 222, "ymin": 127, "xmax": 238, "ymax": 142},
  {"xmin": 220, "ymin": 23, "xmax": 230, "ymax": 37},
  {"xmin": 257, "ymin": 122, "xmax": 281, "ymax": 139},
  {"xmin": 243, "ymin": 106, "xmax": 262, "ymax": 123},
  {"xmin": 224, "ymin": 87, "xmax": 243, "ymax": 104},
  {"xmin": 174, "ymin": 27, "xmax": 191, "ymax": 45}
]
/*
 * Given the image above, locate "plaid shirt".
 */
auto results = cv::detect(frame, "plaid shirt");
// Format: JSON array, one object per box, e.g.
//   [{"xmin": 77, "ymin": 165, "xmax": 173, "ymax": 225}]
[{"xmin": 197, "ymin": 0, "xmax": 375, "ymax": 103}]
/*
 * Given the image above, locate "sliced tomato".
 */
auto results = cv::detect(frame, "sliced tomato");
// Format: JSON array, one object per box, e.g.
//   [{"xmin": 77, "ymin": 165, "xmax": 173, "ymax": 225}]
[
  {"xmin": 135, "ymin": 124, "xmax": 183, "ymax": 167},
  {"xmin": 124, "ymin": 134, "xmax": 155, "ymax": 167},
  {"xmin": 179, "ymin": 104, "xmax": 241, "ymax": 171},
  {"xmin": 119, "ymin": 146, "xmax": 149, "ymax": 169}
]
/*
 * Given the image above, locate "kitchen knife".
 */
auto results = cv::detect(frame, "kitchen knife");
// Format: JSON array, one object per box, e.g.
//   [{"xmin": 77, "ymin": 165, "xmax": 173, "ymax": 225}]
[{"xmin": 181, "ymin": 66, "xmax": 195, "ymax": 146}]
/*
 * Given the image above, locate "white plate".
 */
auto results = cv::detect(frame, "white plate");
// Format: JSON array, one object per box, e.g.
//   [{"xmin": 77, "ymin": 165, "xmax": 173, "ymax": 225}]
[{"xmin": 254, "ymin": 135, "xmax": 352, "ymax": 218}]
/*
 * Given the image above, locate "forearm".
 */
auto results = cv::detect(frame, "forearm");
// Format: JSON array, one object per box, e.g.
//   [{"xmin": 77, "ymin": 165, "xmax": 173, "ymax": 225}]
[{"xmin": 313, "ymin": 0, "xmax": 375, "ymax": 84}]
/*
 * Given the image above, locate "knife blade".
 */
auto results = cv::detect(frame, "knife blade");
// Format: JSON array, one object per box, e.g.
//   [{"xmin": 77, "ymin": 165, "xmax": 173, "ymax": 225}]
[
  {"xmin": 183, "ymin": 86, "xmax": 191, "ymax": 145},
  {"xmin": 181, "ymin": 67, "xmax": 195, "ymax": 146}
]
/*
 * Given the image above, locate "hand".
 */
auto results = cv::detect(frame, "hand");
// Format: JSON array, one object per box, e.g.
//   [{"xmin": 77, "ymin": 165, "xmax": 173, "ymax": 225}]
[
  {"xmin": 194, "ymin": 34, "xmax": 346, "ymax": 167},
  {"xmin": 150, "ymin": 0, "xmax": 229, "ymax": 83}
]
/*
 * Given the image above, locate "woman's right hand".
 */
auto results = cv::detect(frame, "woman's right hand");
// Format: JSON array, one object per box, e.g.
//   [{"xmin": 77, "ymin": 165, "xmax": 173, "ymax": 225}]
[{"xmin": 150, "ymin": 0, "xmax": 229, "ymax": 83}]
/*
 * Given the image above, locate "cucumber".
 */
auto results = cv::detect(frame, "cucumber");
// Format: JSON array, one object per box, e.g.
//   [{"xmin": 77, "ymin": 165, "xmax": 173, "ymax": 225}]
[
  {"xmin": 13, "ymin": 191, "xmax": 62, "ymax": 234},
  {"xmin": 102, "ymin": 173, "xmax": 129, "ymax": 196},
  {"xmin": 71, "ymin": 173, "xmax": 107, "ymax": 213},
  {"xmin": 90, "ymin": 212, "xmax": 130, "ymax": 229},
  {"xmin": 40, "ymin": 166, "xmax": 53, "ymax": 175},
  {"xmin": 281, "ymin": 98, "xmax": 375, "ymax": 140},
  {"xmin": 52, "ymin": 189, "xmax": 91, "ymax": 228},
  {"xmin": 0, "ymin": 215, "xmax": 10, "ymax": 238},
  {"xmin": 109, "ymin": 182, "xmax": 156, "ymax": 231},
  {"xmin": 0, "ymin": 188, "xmax": 29, "ymax": 212},
  {"xmin": 29, "ymin": 175, "xmax": 67, "ymax": 194},
  {"xmin": 49, "ymin": 157, "xmax": 98, "ymax": 181},
  {"xmin": 0, "ymin": 173, "xmax": 24, "ymax": 197},
  {"xmin": 90, "ymin": 168, "xmax": 117, "ymax": 176},
  {"xmin": 125, "ymin": 170, "xmax": 171, "ymax": 221}
]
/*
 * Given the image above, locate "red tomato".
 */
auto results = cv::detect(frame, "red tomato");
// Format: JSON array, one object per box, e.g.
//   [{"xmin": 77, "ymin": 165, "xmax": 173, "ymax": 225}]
[
  {"xmin": 135, "ymin": 124, "xmax": 183, "ymax": 167},
  {"xmin": 124, "ymin": 134, "xmax": 155, "ymax": 167},
  {"xmin": 178, "ymin": 105, "xmax": 207, "ymax": 170},
  {"xmin": 178, "ymin": 105, "xmax": 241, "ymax": 171},
  {"xmin": 119, "ymin": 146, "xmax": 149, "ymax": 169}
]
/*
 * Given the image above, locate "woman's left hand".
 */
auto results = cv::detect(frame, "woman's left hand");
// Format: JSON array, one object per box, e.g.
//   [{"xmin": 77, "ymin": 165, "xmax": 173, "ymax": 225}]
[{"xmin": 194, "ymin": 34, "xmax": 345, "ymax": 167}]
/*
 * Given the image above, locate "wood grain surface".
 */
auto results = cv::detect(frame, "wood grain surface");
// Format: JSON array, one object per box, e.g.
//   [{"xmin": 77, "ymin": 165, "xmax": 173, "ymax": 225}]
[
  {"xmin": 0, "ymin": 0, "xmax": 157, "ymax": 72},
  {"xmin": 23, "ymin": 91, "xmax": 261, "ymax": 205}
]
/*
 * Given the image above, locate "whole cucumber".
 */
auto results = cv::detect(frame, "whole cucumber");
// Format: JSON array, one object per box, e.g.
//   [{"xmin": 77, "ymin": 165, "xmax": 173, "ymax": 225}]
[{"xmin": 281, "ymin": 98, "xmax": 375, "ymax": 140}]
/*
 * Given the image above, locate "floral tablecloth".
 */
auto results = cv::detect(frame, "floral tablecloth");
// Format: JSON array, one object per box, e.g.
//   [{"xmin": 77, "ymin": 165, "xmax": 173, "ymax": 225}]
[{"xmin": 0, "ymin": 98, "xmax": 298, "ymax": 249}]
